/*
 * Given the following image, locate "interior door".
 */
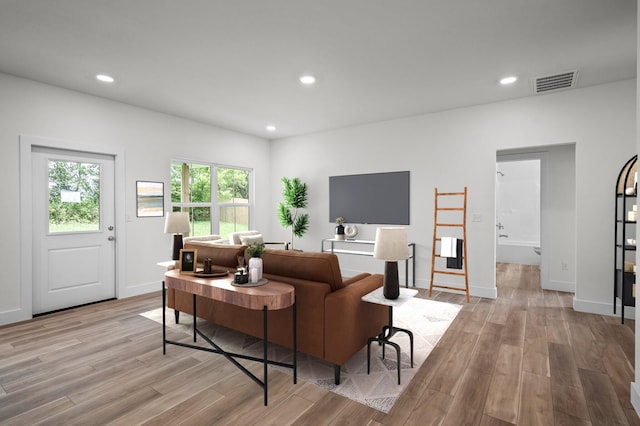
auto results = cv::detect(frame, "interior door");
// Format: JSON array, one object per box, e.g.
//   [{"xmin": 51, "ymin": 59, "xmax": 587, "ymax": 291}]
[{"xmin": 32, "ymin": 147, "xmax": 116, "ymax": 314}]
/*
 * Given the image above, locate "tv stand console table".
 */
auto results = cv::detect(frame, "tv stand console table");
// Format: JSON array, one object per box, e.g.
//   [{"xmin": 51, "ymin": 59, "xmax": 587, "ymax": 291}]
[{"xmin": 321, "ymin": 238, "xmax": 416, "ymax": 287}]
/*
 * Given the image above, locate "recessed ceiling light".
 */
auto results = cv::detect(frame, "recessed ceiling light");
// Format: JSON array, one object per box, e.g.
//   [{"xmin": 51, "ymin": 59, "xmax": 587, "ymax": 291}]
[
  {"xmin": 500, "ymin": 76, "xmax": 518, "ymax": 85},
  {"xmin": 96, "ymin": 74, "xmax": 115, "ymax": 83},
  {"xmin": 299, "ymin": 75, "xmax": 316, "ymax": 85},
  {"xmin": 266, "ymin": 125, "xmax": 277, "ymax": 132}
]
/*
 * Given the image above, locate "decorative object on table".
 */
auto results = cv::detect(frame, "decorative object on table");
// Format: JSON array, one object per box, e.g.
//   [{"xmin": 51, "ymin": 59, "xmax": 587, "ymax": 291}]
[
  {"xmin": 277, "ymin": 176, "xmax": 309, "ymax": 250},
  {"xmin": 373, "ymin": 227, "xmax": 409, "ymax": 299},
  {"xmin": 246, "ymin": 242, "xmax": 265, "ymax": 283},
  {"xmin": 234, "ymin": 269, "xmax": 249, "ymax": 284},
  {"xmin": 203, "ymin": 258, "xmax": 213, "ymax": 274},
  {"xmin": 334, "ymin": 217, "xmax": 345, "ymax": 240},
  {"xmin": 344, "ymin": 224, "xmax": 358, "ymax": 239},
  {"xmin": 178, "ymin": 249, "xmax": 197, "ymax": 274},
  {"xmin": 164, "ymin": 211, "xmax": 191, "ymax": 260},
  {"xmin": 235, "ymin": 254, "xmax": 248, "ymax": 283},
  {"xmin": 136, "ymin": 180, "xmax": 164, "ymax": 217}
]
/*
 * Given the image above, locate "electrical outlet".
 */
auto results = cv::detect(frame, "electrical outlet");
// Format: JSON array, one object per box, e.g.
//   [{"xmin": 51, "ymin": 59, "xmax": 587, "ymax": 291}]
[
  {"xmin": 561, "ymin": 261, "xmax": 568, "ymax": 271},
  {"xmin": 472, "ymin": 214, "xmax": 482, "ymax": 222}
]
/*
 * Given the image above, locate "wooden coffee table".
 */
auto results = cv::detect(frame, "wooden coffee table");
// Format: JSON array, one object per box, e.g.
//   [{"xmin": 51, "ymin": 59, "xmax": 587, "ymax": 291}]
[{"xmin": 162, "ymin": 269, "xmax": 296, "ymax": 406}]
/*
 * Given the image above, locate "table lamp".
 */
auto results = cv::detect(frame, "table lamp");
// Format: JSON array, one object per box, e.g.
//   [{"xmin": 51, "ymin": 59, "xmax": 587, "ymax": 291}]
[
  {"xmin": 164, "ymin": 211, "xmax": 190, "ymax": 260},
  {"xmin": 373, "ymin": 227, "xmax": 409, "ymax": 299}
]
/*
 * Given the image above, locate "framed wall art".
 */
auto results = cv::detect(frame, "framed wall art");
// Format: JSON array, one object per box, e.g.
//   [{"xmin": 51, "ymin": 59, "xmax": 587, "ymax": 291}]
[{"xmin": 136, "ymin": 180, "xmax": 164, "ymax": 217}]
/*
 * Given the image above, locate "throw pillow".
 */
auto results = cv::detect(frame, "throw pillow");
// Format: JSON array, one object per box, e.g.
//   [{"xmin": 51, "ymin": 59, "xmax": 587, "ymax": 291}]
[{"xmin": 240, "ymin": 234, "xmax": 264, "ymax": 245}]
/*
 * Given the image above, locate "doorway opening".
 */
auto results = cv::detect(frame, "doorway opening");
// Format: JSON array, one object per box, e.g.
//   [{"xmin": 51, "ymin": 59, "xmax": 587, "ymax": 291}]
[
  {"xmin": 495, "ymin": 143, "xmax": 576, "ymax": 294},
  {"xmin": 496, "ymin": 153, "xmax": 543, "ymax": 291}
]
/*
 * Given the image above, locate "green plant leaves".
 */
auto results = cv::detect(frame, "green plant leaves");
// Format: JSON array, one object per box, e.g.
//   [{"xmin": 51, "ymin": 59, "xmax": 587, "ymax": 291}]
[{"xmin": 278, "ymin": 177, "xmax": 310, "ymax": 248}]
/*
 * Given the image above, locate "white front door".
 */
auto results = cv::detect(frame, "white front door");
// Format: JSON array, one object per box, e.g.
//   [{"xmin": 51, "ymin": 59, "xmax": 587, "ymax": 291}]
[{"xmin": 32, "ymin": 147, "xmax": 116, "ymax": 314}]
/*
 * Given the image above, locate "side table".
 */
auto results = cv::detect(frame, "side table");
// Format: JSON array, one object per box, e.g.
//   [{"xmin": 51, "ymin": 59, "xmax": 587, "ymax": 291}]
[{"xmin": 362, "ymin": 287, "xmax": 418, "ymax": 384}]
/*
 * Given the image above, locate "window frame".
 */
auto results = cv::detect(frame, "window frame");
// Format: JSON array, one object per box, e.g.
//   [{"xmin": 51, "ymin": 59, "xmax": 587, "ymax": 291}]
[{"xmin": 170, "ymin": 160, "xmax": 254, "ymax": 239}]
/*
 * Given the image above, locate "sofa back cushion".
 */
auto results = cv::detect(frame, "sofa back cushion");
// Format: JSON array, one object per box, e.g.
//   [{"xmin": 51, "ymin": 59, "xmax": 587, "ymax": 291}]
[
  {"xmin": 184, "ymin": 241, "xmax": 245, "ymax": 268},
  {"xmin": 262, "ymin": 250, "xmax": 345, "ymax": 291}
]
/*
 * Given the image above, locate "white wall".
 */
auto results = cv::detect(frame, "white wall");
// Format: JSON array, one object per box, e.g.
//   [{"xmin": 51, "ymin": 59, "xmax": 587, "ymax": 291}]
[
  {"xmin": 0, "ymin": 73, "xmax": 270, "ymax": 325},
  {"xmin": 269, "ymin": 79, "xmax": 636, "ymax": 306},
  {"xmin": 0, "ymin": 73, "xmax": 635, "ymax": 325}
]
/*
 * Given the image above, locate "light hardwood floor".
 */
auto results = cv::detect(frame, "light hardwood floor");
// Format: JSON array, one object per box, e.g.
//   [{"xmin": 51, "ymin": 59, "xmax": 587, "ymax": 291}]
[{"xmin": 0, "ymin": 263, "xmax": 637, "ymax": 425}]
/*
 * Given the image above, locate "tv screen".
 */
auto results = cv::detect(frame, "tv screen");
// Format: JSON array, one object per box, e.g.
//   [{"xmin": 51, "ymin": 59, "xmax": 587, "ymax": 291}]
[{"xmin": 329, "ymin": 171, "xmax": 410, "ymax": 225}]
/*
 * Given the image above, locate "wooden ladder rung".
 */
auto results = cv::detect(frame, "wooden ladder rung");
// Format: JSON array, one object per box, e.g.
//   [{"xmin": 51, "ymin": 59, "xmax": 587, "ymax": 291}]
[
  {"xmin": 433, "ymin": 269, "xmax": 466, "ymax": 276},
  {"xmin": 431, "ymin": 284, "xmax": 468, "ymax": 292},
  {"xmin": 434, "ymin": 254, "xmax": 465, "ymax": 259},
  {"xmin": 435, "ymin": 237, "xmax": 466, "ymax": 243},
  {"xmin": 435, "ymin": 223, "xmax": 464, "ymax": 227},
  {"xmin": 436, "ymin": 192, "xmax": 465, "ymax": 196},
  {"xmin": 436, "ymin": 207, "xmax": 465, "ymax": 211}
]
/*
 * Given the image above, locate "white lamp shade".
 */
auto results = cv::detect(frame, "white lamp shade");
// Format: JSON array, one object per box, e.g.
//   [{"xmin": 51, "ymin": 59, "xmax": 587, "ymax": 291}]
[
  {"xmin": 164, "ymin": 211, "xmax": 190, "ymax": 234},
  {"xmin": 373, "ymin": 227, "xmax": 409, "ymax": 261}
]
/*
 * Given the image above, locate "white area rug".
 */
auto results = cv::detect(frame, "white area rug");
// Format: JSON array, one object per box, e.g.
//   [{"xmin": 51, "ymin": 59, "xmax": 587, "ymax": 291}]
[{"xmin": 141, "ymin": 297, "xmax": 461, "ymax": 413}]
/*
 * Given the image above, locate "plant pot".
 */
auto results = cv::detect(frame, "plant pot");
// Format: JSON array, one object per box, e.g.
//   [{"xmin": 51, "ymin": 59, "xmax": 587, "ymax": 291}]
[{"xmin": 335, "ymin": 224, "xmax": 345, "ymax": 240}]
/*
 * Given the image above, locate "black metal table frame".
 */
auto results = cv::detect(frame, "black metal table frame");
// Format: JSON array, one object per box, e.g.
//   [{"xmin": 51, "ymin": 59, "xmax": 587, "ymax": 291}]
[
  {"xmin": 366, "ymin": 305, "xmax": 413, "ymax": 385},
  {"xmin": 162, "ymin": 281, "xmax": 297, "ymax": 406}
]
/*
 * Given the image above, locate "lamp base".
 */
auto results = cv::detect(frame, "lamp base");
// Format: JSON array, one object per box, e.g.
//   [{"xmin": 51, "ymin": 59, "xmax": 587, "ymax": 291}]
[
  {"xmin": 171, "ymin": 234, "xmax": 184, "ymax": 261},
  {"xmin": 383, "ymin": 261, "xmax": 400, "ymax": 299}
]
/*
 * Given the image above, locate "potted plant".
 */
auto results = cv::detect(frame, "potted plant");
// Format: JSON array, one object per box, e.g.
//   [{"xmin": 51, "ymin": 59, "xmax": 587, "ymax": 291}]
[
  {"xmin": 335, "ymin": 217, "xmax": 345, "ymax": 240},
  {"xmin": 277, "ymin": 177, "xmax": 309, "ymax": 250},
  {"xmin": 246, "ymin": 242, "xmax": 265, "ymax": 282}
]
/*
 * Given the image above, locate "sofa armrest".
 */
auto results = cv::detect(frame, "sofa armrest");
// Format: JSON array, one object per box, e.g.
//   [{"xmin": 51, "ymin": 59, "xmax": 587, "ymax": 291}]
[
  {"xmin": 343, "ymin": 273, "xmax": 370, "ymax": 286},
  {"xmin": 324, "ymin": 274, "xmax": 387, "ymax": 366}
]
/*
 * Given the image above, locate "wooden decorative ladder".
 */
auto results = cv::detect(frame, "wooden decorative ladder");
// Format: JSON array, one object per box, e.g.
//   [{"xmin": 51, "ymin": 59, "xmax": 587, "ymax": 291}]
[{"xmin": 429, "ymin": 187, "xmax": 470, "ymax": 302}]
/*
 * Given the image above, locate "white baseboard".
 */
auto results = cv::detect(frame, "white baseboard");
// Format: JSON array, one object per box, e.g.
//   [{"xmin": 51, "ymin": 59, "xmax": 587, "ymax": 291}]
[
  {"xmin": 118, "ymin": 281, "xmax": 161, "ymax": 299},
  {"xmin": 0, "ymin": 307, "xmax": 31, "ymax": 327},
  {"xmin": 543, "ymin": 280, "xmax": 575, "ymax": 293},
  {"xmin": 573, "ymin": 296, "xmax": 635, "ymax": 320}
]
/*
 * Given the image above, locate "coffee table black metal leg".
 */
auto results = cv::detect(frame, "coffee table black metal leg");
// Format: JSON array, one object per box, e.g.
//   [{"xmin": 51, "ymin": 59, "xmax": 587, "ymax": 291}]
[
  {"xmin": 293, "ymin": 299, "xmax": 297, "ymax": 384},
  {"xmin": 263, "ymin": 305, "xmax": 268, "ymax": 406},
  {"xmin": 192, "ymin": 294, "xmax": 197, "ymax": 342},
  {"xmin": 162, "ymin": 281, "xmax": 166, "ymax": 355}
]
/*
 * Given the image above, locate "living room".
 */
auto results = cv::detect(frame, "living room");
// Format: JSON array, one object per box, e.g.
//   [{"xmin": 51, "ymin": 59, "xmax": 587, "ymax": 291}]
[{"xmin": 0, "ymin": 1, "xmax": 638, "ymax": 423}]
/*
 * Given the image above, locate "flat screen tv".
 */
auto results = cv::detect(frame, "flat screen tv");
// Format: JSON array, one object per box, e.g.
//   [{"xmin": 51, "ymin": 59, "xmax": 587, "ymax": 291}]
[{"xmin": 329, "ymin": 171, "xmax": 410, "ymax": 225}]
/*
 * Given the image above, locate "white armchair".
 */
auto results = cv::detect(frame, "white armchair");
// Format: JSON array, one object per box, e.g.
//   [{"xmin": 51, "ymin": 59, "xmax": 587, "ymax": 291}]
[{"xmin": 183, "ymin": 234, "xmax": 225, "ymax": 245}]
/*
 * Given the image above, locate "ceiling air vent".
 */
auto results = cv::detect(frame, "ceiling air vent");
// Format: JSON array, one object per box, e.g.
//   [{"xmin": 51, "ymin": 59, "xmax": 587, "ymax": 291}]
[{"xmin": 534, "ymin": 71, "xmax": 577, "ymax": 94}]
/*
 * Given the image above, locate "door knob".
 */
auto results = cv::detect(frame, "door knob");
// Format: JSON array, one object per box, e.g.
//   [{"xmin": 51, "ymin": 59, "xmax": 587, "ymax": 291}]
[
  {"xmin": 108, "ymin": 226, "xmax": 114, "ymax": 231},
  {"xmin": 108, "ymin": 236, "xmax": 115, "ymax": 241}
]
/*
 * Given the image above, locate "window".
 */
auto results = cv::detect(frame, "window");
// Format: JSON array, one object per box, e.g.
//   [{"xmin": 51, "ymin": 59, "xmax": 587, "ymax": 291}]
[
  {"xmin": 170, "ymin": 161, "xmax": 252, "ymax": 240},
  {"xmin": 48, "ymin": 159, "xmax": 101, "ymax": 233}
]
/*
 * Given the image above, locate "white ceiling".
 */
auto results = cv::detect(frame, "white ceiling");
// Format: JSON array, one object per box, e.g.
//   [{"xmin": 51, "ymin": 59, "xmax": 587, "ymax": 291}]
[{"xmin": 0, "ymin": 0, "xmax": 636, "ymax": 139}]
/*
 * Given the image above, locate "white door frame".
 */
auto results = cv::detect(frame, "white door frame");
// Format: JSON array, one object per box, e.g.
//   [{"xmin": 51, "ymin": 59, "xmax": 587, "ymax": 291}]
[{"xmin": 18, "ymin": 135, "xmax": 126, "ymax": 322}]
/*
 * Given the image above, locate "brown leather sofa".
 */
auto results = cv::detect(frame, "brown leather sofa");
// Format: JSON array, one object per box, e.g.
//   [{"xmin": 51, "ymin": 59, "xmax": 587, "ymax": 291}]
[{"xmin": 166, "ymin": 240, "xmax": 388, "ymax": 384}]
